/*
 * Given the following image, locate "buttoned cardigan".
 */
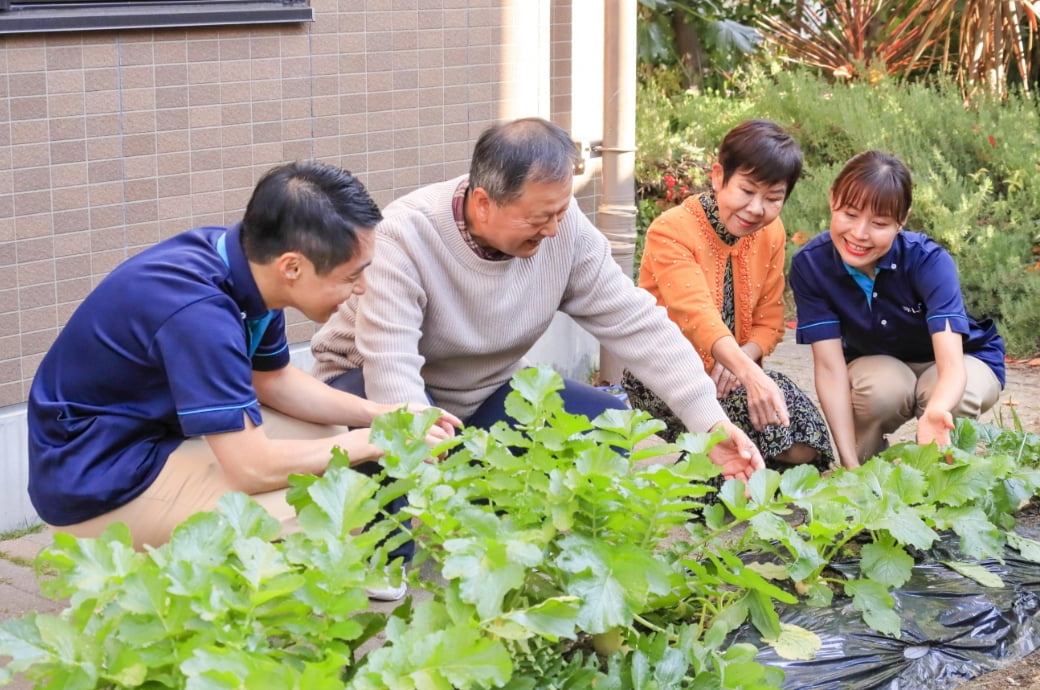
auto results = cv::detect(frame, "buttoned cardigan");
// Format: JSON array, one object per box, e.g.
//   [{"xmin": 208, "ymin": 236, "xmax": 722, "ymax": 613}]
[{"xmin": 637, "ymin": 197, "xmax": 787, "ymax": 373}]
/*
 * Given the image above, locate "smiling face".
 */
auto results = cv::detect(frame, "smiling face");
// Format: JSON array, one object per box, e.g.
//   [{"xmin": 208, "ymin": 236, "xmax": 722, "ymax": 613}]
[
  {"xmin": 287, "ymin": 228, "xmax": 375, "ymax": 323},
  {"xmin": 710, "ymin": 165, "xmax": 787, "ymax": 238},
  {"xmin": 828, "ymin": 195, "xmax": 901, "ymax": 277},
  {"xmin": 826, "ymin": 151, "xmax": 913, "ymax": 277},
  {"xmin": 469, "ymin": 178, "xmax": 573, "ymax": 258}
]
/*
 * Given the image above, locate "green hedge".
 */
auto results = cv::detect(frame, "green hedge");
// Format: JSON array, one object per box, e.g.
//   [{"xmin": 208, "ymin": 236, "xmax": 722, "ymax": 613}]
[{"xmin": 636, "ymin": 65, "xmax": 1040, "ymax": 357}]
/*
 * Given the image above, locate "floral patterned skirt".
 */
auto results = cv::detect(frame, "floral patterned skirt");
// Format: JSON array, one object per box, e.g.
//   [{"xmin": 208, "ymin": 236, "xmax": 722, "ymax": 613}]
[{"xmin": 621, "ymin": 369, "xmax": 834, "ymax": 474}]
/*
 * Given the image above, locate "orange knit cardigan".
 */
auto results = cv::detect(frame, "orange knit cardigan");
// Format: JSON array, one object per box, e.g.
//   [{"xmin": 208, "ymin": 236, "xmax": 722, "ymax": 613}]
[{"xmin": 637, "ymin": 196, "xmax": 787, "ymax": 374}]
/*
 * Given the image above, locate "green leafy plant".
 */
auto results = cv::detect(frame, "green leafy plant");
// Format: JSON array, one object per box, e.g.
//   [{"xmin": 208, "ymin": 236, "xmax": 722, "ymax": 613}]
[{"xmin": 5, "ymin": 369, "xmax": 1040, "ymax": 688}]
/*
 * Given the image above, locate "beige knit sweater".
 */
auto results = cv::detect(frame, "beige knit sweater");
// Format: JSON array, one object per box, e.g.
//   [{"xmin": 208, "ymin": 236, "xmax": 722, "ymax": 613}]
[{"xmin": 311, "ymin": 176, "xmax": 726, "ymax": 431}]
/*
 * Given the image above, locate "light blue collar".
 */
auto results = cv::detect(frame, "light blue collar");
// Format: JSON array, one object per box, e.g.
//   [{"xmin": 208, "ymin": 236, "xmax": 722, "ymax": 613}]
[
  {"xmin": 217, "ymin": 231, "xmax": 275, "ymax": 358},
  {"xmin": 843, "ymin": 261, "xmax": 875, "ymax": 306}
]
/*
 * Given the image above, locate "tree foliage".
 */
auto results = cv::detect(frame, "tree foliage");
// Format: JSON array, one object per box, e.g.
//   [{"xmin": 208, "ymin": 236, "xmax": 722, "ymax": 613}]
[
  {"xmin": 753, "ymin": 0, "xmax": 1038, "ymax": 100},
  {"xmin": 955, "ymin": 0, "xmax": 1039, "ymax": 99},
  {"xmin": 757, "ymin": 0, "xmax": 956, "ymax": 81}
]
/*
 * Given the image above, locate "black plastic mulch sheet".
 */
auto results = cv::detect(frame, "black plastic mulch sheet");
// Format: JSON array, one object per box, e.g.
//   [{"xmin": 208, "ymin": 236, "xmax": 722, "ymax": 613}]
[{"xmin": 730, "ymin": 531, "xmax": 1040, "ymax": 689}]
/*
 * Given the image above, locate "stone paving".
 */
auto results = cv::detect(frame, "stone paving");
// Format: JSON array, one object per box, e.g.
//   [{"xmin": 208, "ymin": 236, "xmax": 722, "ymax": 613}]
[{"xmin": 3, "ymin": 334, "xmax": 1040, "ymax": 687}]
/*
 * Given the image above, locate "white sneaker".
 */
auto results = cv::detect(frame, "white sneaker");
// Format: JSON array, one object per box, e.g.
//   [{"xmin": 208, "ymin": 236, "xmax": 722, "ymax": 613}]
[{"xmin": 366, "ymin": 566, "xmax": 408, "ymax": 601}]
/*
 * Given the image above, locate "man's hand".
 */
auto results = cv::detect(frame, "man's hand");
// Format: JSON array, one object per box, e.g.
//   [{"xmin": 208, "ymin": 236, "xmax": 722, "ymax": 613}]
[
  {"xmin": 374, "ymin": 402, "xmax": 462, "ymax": 451},
  {"xmin": 707, "ymin": 419, "xmax": 765, "ymax": 482},
  {"xmin": 408, "ymin": 403, "xmax": 461, "ymax": 447}
]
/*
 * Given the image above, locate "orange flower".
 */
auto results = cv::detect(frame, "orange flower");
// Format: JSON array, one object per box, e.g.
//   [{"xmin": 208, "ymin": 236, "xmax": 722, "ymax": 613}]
[{"xmin": 791, "ymin": 231, "xmax": 809, "ymax": 246}]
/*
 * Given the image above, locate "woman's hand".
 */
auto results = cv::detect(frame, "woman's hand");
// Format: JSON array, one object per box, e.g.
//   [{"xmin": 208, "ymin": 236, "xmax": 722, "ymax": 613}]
[
  {"xmin": 917, "ymin": 326, "xmax": 965, "ymax": 456},
  {"xmin": 839, "ymin": 455, "xmax": 861, "ymax": 470},
  {"xmin": 741, "ymin": 368, "xmax": 790, "ymax": 432},
  {"xmin": 917, "ymin": 407, "xmax": 955, "ymax": 451},
  {"xmin": 710, "ymin": 361, "xmax": 742, "ymax": 398}
]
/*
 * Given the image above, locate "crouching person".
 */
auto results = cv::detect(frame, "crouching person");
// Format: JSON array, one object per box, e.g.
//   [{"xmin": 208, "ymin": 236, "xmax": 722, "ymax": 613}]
[{"xmin": 27, "ymin": 161, "xmax": 459, "ymax": 557}]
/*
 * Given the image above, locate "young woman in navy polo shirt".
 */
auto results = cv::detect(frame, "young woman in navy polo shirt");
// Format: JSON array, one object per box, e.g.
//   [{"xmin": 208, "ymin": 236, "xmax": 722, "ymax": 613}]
[{"xmin": 789, "ymin": 150, "xmax": 1005, "ymax": 468}]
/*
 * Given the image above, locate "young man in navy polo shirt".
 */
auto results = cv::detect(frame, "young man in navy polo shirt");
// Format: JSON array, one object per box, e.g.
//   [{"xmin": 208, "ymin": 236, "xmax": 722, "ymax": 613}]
[
  {"xmin": 790, "ymin": 151, "xmax": 1004, "ymax": 468},
  {"xmin": 27, "ymin": 161, "xmax": 459, "ymax": 556}
]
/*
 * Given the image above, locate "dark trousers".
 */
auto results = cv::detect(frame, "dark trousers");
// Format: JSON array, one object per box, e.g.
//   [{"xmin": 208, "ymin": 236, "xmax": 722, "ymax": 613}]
[{"xmin": 325, "ymin": 368, "xmax": 628, "ymax": 430}]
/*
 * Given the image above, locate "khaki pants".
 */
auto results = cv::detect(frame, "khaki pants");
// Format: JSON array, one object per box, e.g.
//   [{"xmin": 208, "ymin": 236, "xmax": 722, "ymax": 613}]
[
  {"xmin": 51, "ymin": 408, "xmax": 347, "ymax": 551},
  {"xmin": 848, "ymin": 354, "xmax": 1001, "ymax": 462}
]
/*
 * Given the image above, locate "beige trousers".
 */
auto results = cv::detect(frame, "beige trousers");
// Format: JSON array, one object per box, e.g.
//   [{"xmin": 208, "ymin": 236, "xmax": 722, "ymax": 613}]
[
  {"xmin": 847, "ymin": 354, "xmax": 1001, "ymax": 462},
  {"xmin": 51, "ymin": 408, "xmax": 347, "ymax": 551}
]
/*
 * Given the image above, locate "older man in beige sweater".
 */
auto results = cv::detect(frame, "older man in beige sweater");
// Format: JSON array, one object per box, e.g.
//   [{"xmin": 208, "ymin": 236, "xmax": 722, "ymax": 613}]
[{"xmin": 312, "ymin": 117, "xmax": 764, "ymax": 481}]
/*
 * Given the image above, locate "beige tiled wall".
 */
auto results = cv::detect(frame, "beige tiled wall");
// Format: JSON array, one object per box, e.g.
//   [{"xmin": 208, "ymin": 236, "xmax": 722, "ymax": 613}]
[{"xmin": 0, "ymin": 0, "xmax": 605, "ymax": 408}]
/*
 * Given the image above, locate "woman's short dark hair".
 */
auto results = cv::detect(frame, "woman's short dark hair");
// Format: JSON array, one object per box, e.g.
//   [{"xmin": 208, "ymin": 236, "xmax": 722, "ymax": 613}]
[
  {"xmin": 830, "ymin": 150, "xmax": 912, "ymax": 223},
  {"xmin": 717, "ymin": 119, "xmax": 803, "ymax": 199},
  {"xmin": 469, "ymin": 118, "xmax": 578, "ymax": 204},
  {"xmin": 240, "ymin": 161, "xmax": 382, "ymax": 275}
]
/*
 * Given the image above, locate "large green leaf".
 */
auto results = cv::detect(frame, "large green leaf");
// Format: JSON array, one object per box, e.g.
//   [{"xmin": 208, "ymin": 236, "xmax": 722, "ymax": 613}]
[
  {"xmin": 490, "ymin": 597, "xmax": 580, "ymax": 641},
  {"xmin": 859, "ymin": 538, "xmax": 914, "ymax": 588},
  {"xmin": 442, "ymin": 538, "xmax": 526, "ymax": 619},
  {"xmin": 943, "ymin": 561, "xmax": 1004, "ymax": 588},
  {"xmin": 872, "ymin": 507, "xmax": 937, "ymax": 551},
  {"xmin": 937, "ymin": 506, "xmax": 1005, "ymax": 561},
  {"xmin": 1008, "ymin": 532, "xmax": 1040, "ymax": 563},
  {"xmin": 295, "ymin": 465, "xmax": 381, "ymax": 540},
  {"xmin": 845, "ymin": 579, "xmax": 901, "ymax": 638}
]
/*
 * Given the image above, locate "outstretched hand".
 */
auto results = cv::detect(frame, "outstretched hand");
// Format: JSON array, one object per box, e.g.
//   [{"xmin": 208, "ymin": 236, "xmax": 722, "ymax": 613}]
[
  {"xmin": 917, "ymin": 408, "xmax": 955, "ymax": 453},
  {"xmin": 707, "ymin": 419, "xmax": 765, "ymax": 482}
]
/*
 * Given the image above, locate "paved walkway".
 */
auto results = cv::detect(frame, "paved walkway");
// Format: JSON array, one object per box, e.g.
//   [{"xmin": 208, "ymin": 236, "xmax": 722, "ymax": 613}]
[
  {"xmin": 2, "ymin": 335, "xmax": 1039, "ymax": 687},
  {"xmin": 766, "ymin": 334, "xmax": 1040, "ymax": 446}
]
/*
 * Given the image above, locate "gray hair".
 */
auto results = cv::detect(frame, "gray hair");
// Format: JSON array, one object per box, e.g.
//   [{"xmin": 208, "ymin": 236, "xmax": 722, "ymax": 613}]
[{"xmin": 469, "ymin": 118, "xmax": 578, "ymax": 205}]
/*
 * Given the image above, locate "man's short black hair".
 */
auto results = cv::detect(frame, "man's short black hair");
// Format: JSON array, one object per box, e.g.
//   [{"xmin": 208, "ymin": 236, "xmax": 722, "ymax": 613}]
[{"xmin": 241, "ymin": 161, "xmax": 382, "ymax": 275}]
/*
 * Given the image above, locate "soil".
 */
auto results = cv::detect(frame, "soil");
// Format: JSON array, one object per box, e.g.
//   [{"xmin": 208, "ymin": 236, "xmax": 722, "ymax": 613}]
[{"xmin": 963, "ymin": 660, "xmax": 1040, "ymax": 689}]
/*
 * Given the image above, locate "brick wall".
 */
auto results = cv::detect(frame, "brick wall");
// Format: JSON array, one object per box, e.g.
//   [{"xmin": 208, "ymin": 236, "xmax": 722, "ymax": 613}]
[{"xmin": 0, "ymin": 0, "xmax": 609, "ymax": 408}]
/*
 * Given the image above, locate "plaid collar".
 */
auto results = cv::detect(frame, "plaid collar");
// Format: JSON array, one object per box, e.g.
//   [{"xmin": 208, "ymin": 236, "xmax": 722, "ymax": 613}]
[{"xmin": 452, "ymin": 179, "xmax": 510, "ymax": 261}]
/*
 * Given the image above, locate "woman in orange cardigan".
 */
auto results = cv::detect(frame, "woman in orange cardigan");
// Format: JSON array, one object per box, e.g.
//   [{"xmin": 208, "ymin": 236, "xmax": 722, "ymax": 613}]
[{"xmin": 624, "ymin": 119, "xmax": 833, "ymax": 470}]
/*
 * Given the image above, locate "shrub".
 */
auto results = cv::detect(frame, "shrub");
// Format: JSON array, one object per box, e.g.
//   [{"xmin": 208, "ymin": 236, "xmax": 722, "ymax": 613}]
[{"xmin": 636, "ymin": 65, "xmax": 1040, "ymax": 356}]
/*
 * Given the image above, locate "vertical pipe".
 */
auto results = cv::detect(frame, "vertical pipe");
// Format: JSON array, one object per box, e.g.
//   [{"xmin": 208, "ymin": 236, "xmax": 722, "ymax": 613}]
[
  {"xmin": 598, "ymin": 0, "xmax": 637, "ymax": 384},
  {"xmin": 500, "ymin": 0, "xmax": 551, "ymax": 120}
]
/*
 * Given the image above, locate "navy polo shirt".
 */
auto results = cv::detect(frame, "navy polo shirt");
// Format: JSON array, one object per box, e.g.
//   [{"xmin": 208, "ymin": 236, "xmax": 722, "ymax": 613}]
[
  {"xmin": 27, "ymin": 224, "xmax": 290, "ymax": 525},
  {"xmin": 789, "ymin": 230, "xmax": 1005, "ymax": 387}
]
